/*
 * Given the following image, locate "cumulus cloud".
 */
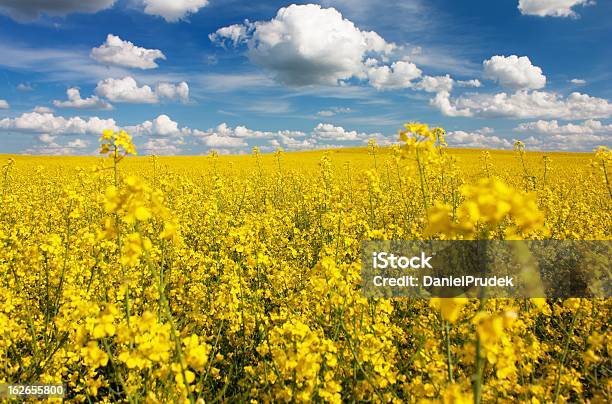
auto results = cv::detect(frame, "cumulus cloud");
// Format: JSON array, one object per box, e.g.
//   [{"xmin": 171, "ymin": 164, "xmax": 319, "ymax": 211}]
[
  {"xmin": 53, "ymin": 87, "xmax": 113, "ymax": 110},
  {"xmin": 570, "ymin": 78, "xmax": 586, "ymax": 85},
  {"xmin": 202, "ymin": 133, "xmax": 248, "ymax": 148},
  {"xmin": 414, "ymin": 74, "xmax": 454, "ymax": 93},
  {"xmin": 126, "ymin": 114, "xmax": 188, "ymax": 137},
  {"xmin": 312, "ymin": 123, "xmax": 379, "ymax": 141},
  {"xmin": 0, "ymin": 0, "xmax": 116, "ymax": 22},
  {"xmin": 483, "ymin": 55, "xmax": 546, "ymax": 90},
  {"xmin": 210, "ymin": 4, "xmax": 399, "ymax": 87},
  {"xmin": 28, "ymin": 133, "xmax": 90, "ymax": 155},
  {"xmin": 142, "ymin": 138, "xmax": 184, "ymax": 155},
  {"xmin": 38, "ymin": 133, "xmax": 56, "ymax": 144},
  {"xmin": 33, "ymin": 106, "xmax": 54, "ymax": 113},
  {"xmin": 433, "ymin": 90, "xmax": 612, "ymax": 119},
  {"xmin": 518, "ymin": 0, "xmax": 594, "ymax": 18},
  {"xmin": 431, "ymin": 91, "xmax": 472, "ymax": 117},
  {"xmin": 194, "ymin": 123, "xmax": 304, "ymax": 140},
  {"xmin": 447, "ymin": 129, "xmax": 513, "ymax": 149},
  {"xmin": 142, "ymin": 0, "xmax": 209, "ymax": 22},
  {"xmin": 273, "ymin": 133, "xmax": 317, "ymax": 150},
  {"xmin": 366, "ymin": 61, "xmax": 422, "ymax": 90},
  {"xmin": 155, "ymin": 82, "xmax": 190, "ymax": 103},
  {"xmin": 91, "ymin": 34, "xmax": 166, "ymax": 69},
  {"xmin": 192, "ymin": 122, "xmax": 316, "ymax": 151},
  {"xmin": 94, "ymin": 76, "xmax": 189, "ymax": 104},
  {"xmin": 0, "ymin": 100, "xmax": 9, "ymax": 109},
  {"xmin": 95, "ymin": 76, "xmax": 157, "ymax": 103},
  {"xmin": 522, "ymin": 134, "xmax": 608, "ymax": 151},
  {"xmin": 0, "ymin": 112, "xmax": 116, "ymax": 135},
  {"xmin": 516, "ymin": 119, "xmax": 612, "ymax": 135},
  {"xmin": 457, "ymin": 79, "xmax": 482, "ymax": 88},
  {"xmin": 208, "ymin": 24, "xmax": 250, "ymax": 46}
]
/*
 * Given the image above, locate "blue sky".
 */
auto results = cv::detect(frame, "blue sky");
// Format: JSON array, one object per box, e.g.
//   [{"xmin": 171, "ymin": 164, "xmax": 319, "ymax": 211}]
[{"xmin": 0, "ymin": 0, "xmax": 610, "ymax": 154}]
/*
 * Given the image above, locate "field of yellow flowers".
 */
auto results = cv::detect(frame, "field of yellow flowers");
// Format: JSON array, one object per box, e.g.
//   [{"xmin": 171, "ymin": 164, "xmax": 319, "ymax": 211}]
[{"xmin": 0, "ymin": 124, "xmax": 610, "ymax": 402}]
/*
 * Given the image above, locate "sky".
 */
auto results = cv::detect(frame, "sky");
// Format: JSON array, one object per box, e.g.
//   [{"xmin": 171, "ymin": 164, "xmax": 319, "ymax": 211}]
[{"xmin": 0, "ymin": 0, "xmax": 610, "ymax": 155}]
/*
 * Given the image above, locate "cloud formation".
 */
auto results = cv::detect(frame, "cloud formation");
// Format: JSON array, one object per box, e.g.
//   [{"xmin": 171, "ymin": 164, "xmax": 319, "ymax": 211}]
[
  {"xmin": 33, "ymin": 106, "xmax": 54, "ymax": 113},
  {"xmin": 91, "ymin": 34, "xmax": 166, "ymax": 69},
  {"xmin": 142, "ymin": 0, "xmax": 209, "ymax": 22},
  {"xmin": 0, "ymin": 112, "xmax": 116, "ymax": 135},
  {"xmin": 53, "ymin": 87, "xmax": 113, "ymax": 110},
  {"xmin": 516, "ymin": 119, "xmax": 612, "ymax": 135},
  {"xmin": 366, "ymin": 61, "xmax": 422, "ymax": 90},
  {"xmin": 414, "ymin": 74, "xmax": 454, "ymax": 93},
  {"xmin": 155, "ymin": 82, "xmax": 190, "ymax": 103},
  {"xmin": 0, "ymin": 100, "xmax": 9, "ymax": 109},
  {"xmin": 94, "ymin": 76, "xmax": 189, "ymax": 104},
  {"xmin": 447, "ymin": 129, "xmax": 513, "ymax": 149},
  {"xmin": 126, "ymin": 114, "xmax": 188, "ymax": 137},
  {"xmin": 518, "ymin": 0, "xmax": 594, "ymax": 18},
  {"xmin": 312, "ymin": 123, "xmax": 373, "ymax": 141},
  {"xmin": 434, "ymin": 90, "xmax": 612, "ymax": 119},
  {"xmin": 210, "ymin": 4, "xmax": 402, "ymax": 87},
  {"xmin": 483, "ymin": 55, "xmax": 546, "ymax": 90}
]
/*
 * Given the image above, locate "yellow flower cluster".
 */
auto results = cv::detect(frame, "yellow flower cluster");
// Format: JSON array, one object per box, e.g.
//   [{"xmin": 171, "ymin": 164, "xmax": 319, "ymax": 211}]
[{"xmin": 0, "ymin": 123, "xmax": 610, "ymax": 402}]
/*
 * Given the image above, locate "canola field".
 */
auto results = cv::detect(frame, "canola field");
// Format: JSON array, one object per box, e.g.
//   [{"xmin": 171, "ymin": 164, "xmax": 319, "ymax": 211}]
[{"xmin": 0, "ymin": 125, "xmax": 610, "ymax": 402}]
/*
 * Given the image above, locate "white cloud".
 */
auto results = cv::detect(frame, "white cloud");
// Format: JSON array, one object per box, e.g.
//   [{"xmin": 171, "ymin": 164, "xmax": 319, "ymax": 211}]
[
  {"xmin": 211, "ymin": 4, "xmax": 399, "ymax": 87},
  {"xmin": 192, "ymin": 122, "xmax": 311, "ymax": 150},
  {"xmin": 53, "ymin": 87, "xmax": 113, "ymax": 110},
  {"xmin": 197, "ymin": 132, "xmax": 248, "ymax": 148},
  {"xmin": 94, "ymin": 76, "xmax": 188, "ymax": 104},
  {"xmin": 570, "ymin": 78, "xmax": 586, "ymax": 85},
  {"xmin": 483, "ymin": 55, "xmax": 546, "ymax": 90},
  {"xmin": 95, "ymin": 76, "xmax": 157, "ymax": 103},
  {"xmin": 0, "ymin": 112, "xmax": 116, "ymax": 136},
  {"xmin": 33, "ymin": 106, "xmax": 54, "ymax": 113},
  {"xmin": 0, "ymin": 0, "xmax": 116, "ymax": 22},
  {"xmin": 274, "ymin": 133, "xmax": 318, "ymax": 150},
  {"xmin": 414, "ymin": 74, "xmax": 454, "ymax": 93},
  {"xmin": 434, "ymin": 90, "xmax": 612, "ymax": 119},
  {"xmin": 312, "ymin": 123, "xmax": 376, "ymax": 141},
  {"xmin": 431, "ymin": 91, "xmax": 472, "ymax": 117},
  {"xmin": 518, "ymin": 0, "xmax": 594, "ymax": 18},
  {"xmin": 447, "ymin": 129, "xmax": 513, "ymax": 149},
  {"xmin": 523, "ymin": 134, "xmax": 608, "ymax": 151},
  {"xmin": 142, "ymin": 138, "xmax": 183, "ymax": 155},
  {"xmin": 28, "ymin": 133, "xmax": 90, "ymax": 155},
  {"xmin": 194, "ymin": 122, "xmax": 302, "ymax": 140},
  {"xmin": 142, "ymin": 0, "xmax": 209, "ymax": 22},
  {"xmin": 516, "ymin": 119, "xmax": 612, "ymax": 135},
  {"xmin": 208, "ymin": 24, "xmax": 250, "ymax": 46},
  {"xmin": 126, "ymin": 114, "xmax": 187, "ymax": 137},
  {"xmin": 366, "ymin": 61, "xmax": 422, "ymax": 90},
  {"xmin": 91, "ymin": 34, "xmax": 166, "ymax": 69},
  {"xmin": 155, "ymin": 82, "xmax": 190, "ymax": 103},
  {"xmin": 0, "ymin": 100, "xmax": 9, "ymax": 109},
  {"xmin": 457, "ymin": 79, "xmax": 482, "ymax": 88},
  {"xmin": 38, "ymin": 133, "xmax": 56, "ymax": 144}
]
